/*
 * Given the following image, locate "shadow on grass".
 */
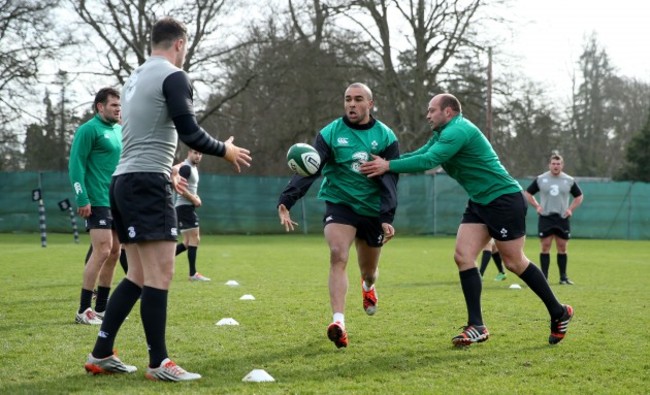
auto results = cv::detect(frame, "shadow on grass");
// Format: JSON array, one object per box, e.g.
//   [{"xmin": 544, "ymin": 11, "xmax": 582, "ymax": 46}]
[
  {"xmin": 391, "ymin": 280, "xmax": 459, "ymax": 288},
  {"xmin": 191, "ymin": 336, "xmax": 477, "ymax": 386},
  {"xmin": 13, "ymin": 281, "xmax": 77, "ymax": 291}
]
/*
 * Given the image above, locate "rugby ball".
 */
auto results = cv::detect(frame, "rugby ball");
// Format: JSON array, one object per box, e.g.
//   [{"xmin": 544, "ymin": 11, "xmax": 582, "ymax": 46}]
[{"xmin": 287, "ymin": 143, "xmax": 321, "ymax": 176}]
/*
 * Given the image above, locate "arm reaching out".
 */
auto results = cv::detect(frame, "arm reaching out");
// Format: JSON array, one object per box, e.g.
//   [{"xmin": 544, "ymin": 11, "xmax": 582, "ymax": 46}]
[
  {"xmin": 360, "ymin": 155, "xmax": 390, "ymax": 177},
  {"xmin": 223, "ymin": 136, "xmax": 252, "ymax": 173}
]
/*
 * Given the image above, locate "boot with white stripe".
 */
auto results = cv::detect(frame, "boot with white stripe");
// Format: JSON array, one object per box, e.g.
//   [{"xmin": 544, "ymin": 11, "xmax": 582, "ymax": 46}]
[{"xmin": 145, "ymin": 358, "xmax": 201, "ymax": 381}]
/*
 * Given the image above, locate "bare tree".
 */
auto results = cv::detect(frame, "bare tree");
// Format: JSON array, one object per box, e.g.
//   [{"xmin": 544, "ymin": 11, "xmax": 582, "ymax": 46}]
[
  {"xmin": 69, "ymin": 0, "xmax": 156, "ymax": 84},
  {"xmin": 199, "ymin": 6, "xmax": 363, "ymax": 175},
  {"xmin": 0, "ymin": 0, "xmax": 73, "ymax": 170},
  {"xmin": 604, "ymin": 77, "xmax": 650, "ymax": 175},
  {"xmin": 568, "ymin": 34, "xmax": 619, "ymax": 177},
  {"xmin": 67, "ymin": 0, "xmax": 259, "ymax": 115},
  {"xmin": 0, "ymin": 0, "xmax": 69, "ymax": 124},
  {"xmin": 69, "ymin": 0, "xmax": 237, "ymax": 79},
  {"xmin": 499, "ymin": 84, "xmax": 562, "ymax": 177},
  {"xmin": 341, "ymin": 0, "xmax": 489, "ymax": 149},
  {"xmin": 197, "ymin": 0, "xmax": 497, "ymax": 175},
  {"xmin": 616, "ymin": 108, "xmax": 650, "ymax": 182}
]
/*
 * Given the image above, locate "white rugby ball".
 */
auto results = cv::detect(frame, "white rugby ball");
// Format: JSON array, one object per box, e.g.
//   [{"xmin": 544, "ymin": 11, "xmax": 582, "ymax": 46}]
[{"xmin": 287, "ymin": 143, "xmax": 321, "ymax": 176}]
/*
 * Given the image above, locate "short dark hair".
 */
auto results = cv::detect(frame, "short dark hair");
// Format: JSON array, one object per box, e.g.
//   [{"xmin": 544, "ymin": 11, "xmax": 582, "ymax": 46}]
[
  {"xmin": 550, "ymin": 152, "xmax": 564, "ymax": 163},
  {"xmin": 151, "ymin": 17, "xmax": 187, "ymax": 49},
  {"xmin": 93, "ymin": 87, "xmax": 120, "ymax": 113},
  {"xmin": 438, "ymin": 93, "xmax": 462, "ymax": 113}
]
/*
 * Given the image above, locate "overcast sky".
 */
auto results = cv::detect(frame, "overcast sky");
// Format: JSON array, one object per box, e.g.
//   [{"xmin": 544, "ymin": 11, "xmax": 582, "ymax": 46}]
[
  {"xmin": 40, "ymin": 1, "xmax": 650, "ymax": 116},
  {"xmin": 507, "ymin": 0, "xmax": 649, "ymax": 98}
]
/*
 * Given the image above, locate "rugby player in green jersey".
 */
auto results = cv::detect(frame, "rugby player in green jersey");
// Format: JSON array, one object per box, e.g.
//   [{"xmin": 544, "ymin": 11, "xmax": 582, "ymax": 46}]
[
  {"xmin": 361, "ymin": 93, "xmax": 574, "ymax": 346},
  {"xmin": 278, "ymin": 83, "xmax": 399, "ymax": 349},
  {"xmin": 68, "ymin": 87, "xmax": 123, "ymax": 326}
]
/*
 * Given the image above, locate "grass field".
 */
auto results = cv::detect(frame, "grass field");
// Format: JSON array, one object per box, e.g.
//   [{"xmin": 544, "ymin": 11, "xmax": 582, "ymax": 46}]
[{"xmin": 0, "ymin": 233, "xmax": 648, "ymax": 394}]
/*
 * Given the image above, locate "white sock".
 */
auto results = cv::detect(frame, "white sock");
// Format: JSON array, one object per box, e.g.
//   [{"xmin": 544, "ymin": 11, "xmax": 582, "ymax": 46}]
[
  {"xmin": 362, "ymin": 281, "xmax": 374, "ymax": 291},
  {"xmin": 333, "ymin": 313, "xmax": 345, "ymax": 327}
]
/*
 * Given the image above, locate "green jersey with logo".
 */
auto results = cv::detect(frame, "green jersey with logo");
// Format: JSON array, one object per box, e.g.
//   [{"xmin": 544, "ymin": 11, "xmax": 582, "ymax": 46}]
[
  {"xmin": 279, "ymin": 116, "xmax": 399, "ymax": 223},
  {"xmin": 389, "ymin": 114, "xmax": 521, "ymax": 204},
  {"xmin": 68, "ymin": 114, "xmax": 122, "ymax": 207},
  {"xmin": 318, "ymin": 117, "xmax": 398, "ymax": 218}
]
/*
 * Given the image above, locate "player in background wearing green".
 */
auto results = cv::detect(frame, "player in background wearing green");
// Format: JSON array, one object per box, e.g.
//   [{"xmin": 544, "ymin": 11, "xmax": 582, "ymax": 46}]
[
  {"xmin": 479, "ymin": 239, "xmax": 507, "ymax": 281},
  {"xmin": 360, "ymin": 93, "xmax": 574, "ymax": 346},
  {"xmin": 524, "ymin": 153, "xmax": 584, "ymax": 284},
  {"xmin": 68, "ymin": 87, "xmax": 123, "ymax": 325},
  {"xmin": 278, "ymin": 82, "xmax": 399, "ymax": 349},
  {"xmin": 173, "ymin": 149, "xmax": 210, "ymax": 281}
]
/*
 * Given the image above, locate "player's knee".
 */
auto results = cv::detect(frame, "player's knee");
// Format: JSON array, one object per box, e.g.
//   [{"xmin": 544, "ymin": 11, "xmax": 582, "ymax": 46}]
[
  {"xmin": 329, "ymin": 253, "xmax": 349, "ymax": 268},
  {"xmin": 502, "ymin": 260, "xmax": 518, "ymax": 272},
  {"xmin": 453, "ymin": 251, "xmax": 473, "ymax": 268},
  {"xmin": 502, "ymin": 256, "xmax": 528, "ymax": 274},
  {"xmin": 108, "ymin": 245, "xmax": 121, "ymax": 259},
  {"xmin": 93, "ymin": 246, "xmax": 112, "ymax": 261}
]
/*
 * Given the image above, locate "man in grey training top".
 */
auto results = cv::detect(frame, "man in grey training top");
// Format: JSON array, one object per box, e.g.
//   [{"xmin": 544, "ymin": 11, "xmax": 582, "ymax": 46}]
[
  {"xmin": 525, "ymin": 153, "xmax": 583, "ymax": 285},
  {"xmin": 83, "ymin": 16, "xmax": 251, "ymax": 381},
  {"xmin": 174, "ymin": 149, "xmax": 210, "ymax": 281}
]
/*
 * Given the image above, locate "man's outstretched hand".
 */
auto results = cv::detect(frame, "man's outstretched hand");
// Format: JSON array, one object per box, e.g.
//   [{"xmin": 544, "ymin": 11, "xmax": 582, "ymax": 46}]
[
  {"xmin": 223, "ymin": 136, "xmax": 252, "ymax": 173},
  {"xmin": 278, "ymin": 204, "xmax": 298, "ymax": 232},
  {"xmin": 359, "ymin": 155, "xmax": 390, "ymax": 177}
]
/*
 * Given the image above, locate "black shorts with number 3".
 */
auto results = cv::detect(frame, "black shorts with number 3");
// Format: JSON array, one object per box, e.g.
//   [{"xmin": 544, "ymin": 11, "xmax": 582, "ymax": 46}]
[{"xmin": 110, "ymin": 172, "xmax": 178, "ymax": 244}]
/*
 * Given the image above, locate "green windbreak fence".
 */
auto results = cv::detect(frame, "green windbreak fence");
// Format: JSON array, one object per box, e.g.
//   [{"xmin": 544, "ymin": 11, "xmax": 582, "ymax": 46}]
[{"xmin": 1, "ymin": 172, "xmax": 649, "ymax": 240}]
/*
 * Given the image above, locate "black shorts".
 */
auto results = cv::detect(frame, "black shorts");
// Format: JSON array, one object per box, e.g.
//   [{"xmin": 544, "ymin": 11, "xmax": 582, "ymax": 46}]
[
  {"xmin": 538, "ymin": 213, "xmax": 571, "ymax": 240},
  {"xmin": 176, "ymin": 204, "xmax": 199, "ymax": 231},
  {"xmin": 110, "ymin": 173, "xmax": 178, "ymax": 244},
  {"xmin": 85, "ymin": 206, "xmax": 113, "ymax": 231},
  {"xmin": 323, "ymin": 201, "xmax": 385, "ymax": 247},
  {"xmin": 461, "ymin": 192, "xmax": 527, "ymax": 241}
]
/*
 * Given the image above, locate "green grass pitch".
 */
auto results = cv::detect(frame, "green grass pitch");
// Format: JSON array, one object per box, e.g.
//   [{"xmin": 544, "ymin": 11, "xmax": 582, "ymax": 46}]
[{"xmin": 0, "ymin": 233, "xmax": 648, "ymax": 394}]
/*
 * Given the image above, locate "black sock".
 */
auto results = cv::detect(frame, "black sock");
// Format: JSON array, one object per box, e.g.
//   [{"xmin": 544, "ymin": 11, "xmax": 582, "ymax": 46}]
[
  {"xmin": 188, "ymin": 246, "xmax": 197, "ymax": 276},
  {"xmin": 84, "ymin": 244, "xmax": 93, "ymax": 265},
  {"xmin": 94, "ymin": 286, "xmax": 111, "ymax": 313},
  {"xmin": 459, "ymin": 268, "xmax": 483, "ymax": 326},
  {"xmin": 92, "ymin": 279, "xmax": 142, "ymax": 359},
  {"xmin": 518, "ymin": 263, "xmax": 564, "ymax": 319},
  {"xmin": 79, "ymin": 288, "xmax": 94, "ymax": 314},
  {"xmin": 492, "ymin": 252, "xmax": 504, "ymax": 273},
  {"xmin": 557, "ymin": 253, "xmax": 568, "ymax": 279},
  {"xmin": 540, "ymin": 253, "xmax": 550, "ymax": 279},
  {"xmin": 119, "ymin": 249, "xmax": 128, "ymax": 274},
  {"xmin": 175, "ymin": 243, "xmax": 187, "ymax": 256},
  {"xmin": 479, "ymin": 251, "xmax": 491, "ymax": 276},
  {"xmin": 141, "ymin": 286, "xmax": 169, "ymax": 368}
]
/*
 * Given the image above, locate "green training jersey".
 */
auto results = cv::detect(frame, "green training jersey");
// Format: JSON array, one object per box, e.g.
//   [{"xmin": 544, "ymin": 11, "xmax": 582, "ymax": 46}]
[
  {"xmin": 390, "ymin": 114, "xmax": 521, "ymax": 204},
  {"xmin": 318, "ymin": 117, "xmax": 399, "ymax": 218},
  {"xmin": 68, "ymin": 114, "xmax": 122, "ymax": 207},
  {"xmin": 278, "ymin": 116, "xmax": 400, "ymax": 223}
]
